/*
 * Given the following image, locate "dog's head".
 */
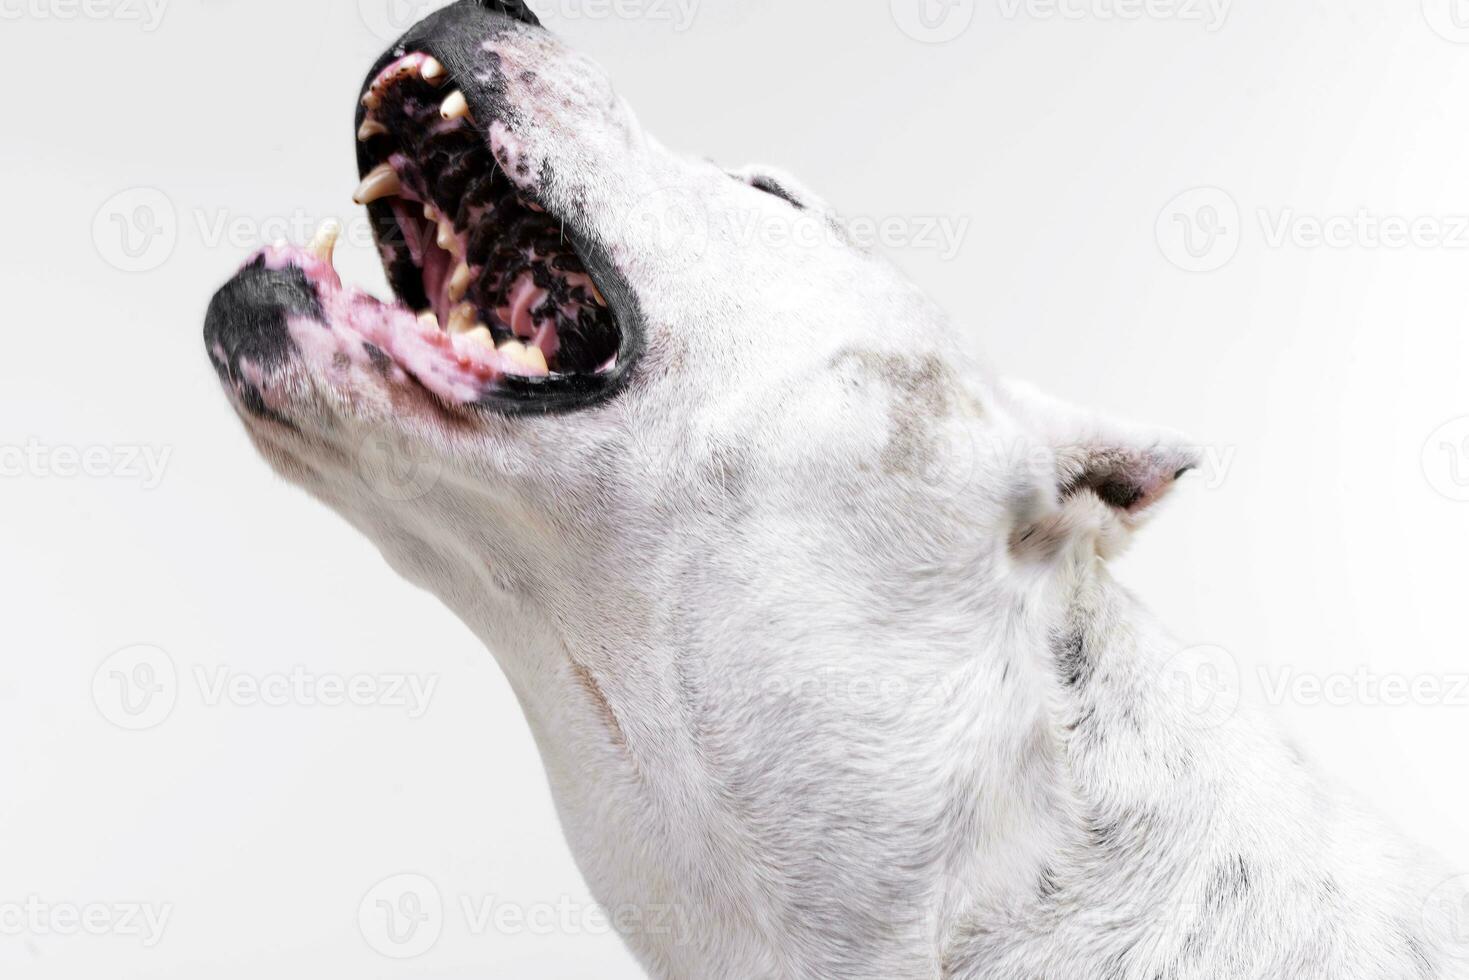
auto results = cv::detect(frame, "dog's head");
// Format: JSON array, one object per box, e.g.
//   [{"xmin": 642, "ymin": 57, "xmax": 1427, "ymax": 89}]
[{"xmin": 204, "ymin": 0, "xmax": 1195, "ymax": 684}]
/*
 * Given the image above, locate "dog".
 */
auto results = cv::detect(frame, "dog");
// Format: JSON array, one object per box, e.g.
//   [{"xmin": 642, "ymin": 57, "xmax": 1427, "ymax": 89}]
[{"xmin": 203, "ymin": 2, "xmax": 1466, "ymax": 976}]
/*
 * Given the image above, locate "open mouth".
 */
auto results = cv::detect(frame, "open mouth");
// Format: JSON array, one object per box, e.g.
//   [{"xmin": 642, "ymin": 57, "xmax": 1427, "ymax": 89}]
[
  {"xmin": 206, "ymin": 3, "xmax": 640, "ymax": 418},
  {"xmin": 341, "ymin": 39, "xmax": 634, "ymax": 412},
  {"xmin": 355, "ymin": 51, "xmax": 622, "ymax": 385}
]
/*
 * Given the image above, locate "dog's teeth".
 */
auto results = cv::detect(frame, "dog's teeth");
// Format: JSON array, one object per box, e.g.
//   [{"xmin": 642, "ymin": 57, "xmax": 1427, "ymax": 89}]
[
  {"xmin": 361, "ymin": 90, "xmax": 381, "ymax": 110},
  {"xmin": 498, "ymin": 340, "xmax": 549, "ymax": 374},
  {"xmin": 357, "ymin": 119, "xmax": 388, "ymax": 141},
  {"xmin": 590, "ymin": 283, "xmax": 607, "ymax": 307},
  {"xmin": 440, "ymin": 91, "xmax": 470, "ymax": 121},
  {"xmin": 417, "ymin": 310, "xmax": 441, "ymax": 331},
  {"xmin": 449, "ymin": 263, "xmax": 474, "ymax": 302},
  {"xmin": 436, "ymin": 220, "xmax": 457, "ymax": 253},
  {"xmin": 352, "ymin": 164, "xmax": 401, "ymax": 205},
  {"xmin": 462, "ymin": 326, "xmax": 495, "ymax": 348},
  {"xmin": 306, "ymin": 219, "xmax": 341, "ymax": 263},
  {"xmin": 447, "ymin": 302, "xmax": 479, "ymax": 335},
  {"xmin": 422, "ymin": 57, "xmax": 447, "ymax": 84}
]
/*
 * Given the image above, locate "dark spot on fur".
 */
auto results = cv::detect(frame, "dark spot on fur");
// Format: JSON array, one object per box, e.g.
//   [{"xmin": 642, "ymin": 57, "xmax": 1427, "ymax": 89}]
[
  {"xmin": 1202, "ymin": 856, "xmax": 1252, "ymax": 913},
  {"xmin": 1088, "ymin": 816, "xmax": 1123, "ymax": 850},
  {"xmin": 1056, "ymin": 630, "xmax": 1092, "ymax": 689},
  {"xmin": 235, "ymin": 382, "xmax": 297, "ymax": 432},
  {"xmin": 832, "ymin": 349, "xmax": 957, "ymax": 479},
  {"xmin": 363, "ymin": 342, "xmax": 393, "ymax": 375},
  {"xmin": 1036, "ymin": 866, "xmax": 1062, "ymax": 902},
  {"xmin": 1066, "ymin": 705, "xmax": 1099, "ymax": 736}
]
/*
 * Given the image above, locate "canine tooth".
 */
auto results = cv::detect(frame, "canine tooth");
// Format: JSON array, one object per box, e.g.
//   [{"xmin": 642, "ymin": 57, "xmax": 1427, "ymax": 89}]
[
  {"xmin": 440, "ymin": 90, "xmax": 470, "ymax": 120},
  {"xmin": 422, "ymin": 57, "xmax": 447, "ymax": 84},
  {"xmin": 307, "ymin": 219, "xmax": 341, "ymax": 262},
  {"xmin": 449, "ymin": 263, "xmax": 474, "ymax": 302},
  {"xmin": 498, "ymin": 340, "xmax": 549, "ymax": 374},
  {"xmin": 417, "ymin": 310, "xmax": 441, "ymax": 330},
  {"xmin": 447, "ymin": 302, "xmax": 478, "ymax": 335},
  {"xmin": 590, "ymin": 283, "xmax": 607, "ymax": 307},
  {"xmin": 357, "ymin": 119, "xmax": 388, "ymax": 141},
  {"xmin": 352, "ymin": 164, "xmax": 401, "ymax": 205},
  {"xmin": 436, "ymin": 220, "xmax": 457, "ymax": 252}
]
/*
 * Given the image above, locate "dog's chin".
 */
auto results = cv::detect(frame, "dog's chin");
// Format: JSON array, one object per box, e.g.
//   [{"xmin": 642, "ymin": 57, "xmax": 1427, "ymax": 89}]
[{"xmin": 205, "ymin": 0, "xmax": 645, "ymax": 434}]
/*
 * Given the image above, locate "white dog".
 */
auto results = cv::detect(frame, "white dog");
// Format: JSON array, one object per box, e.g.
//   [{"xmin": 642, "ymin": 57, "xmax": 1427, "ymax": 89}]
[{"xmin": 204, "ymin": 2, "xmax": 1466, "ymax": 976}]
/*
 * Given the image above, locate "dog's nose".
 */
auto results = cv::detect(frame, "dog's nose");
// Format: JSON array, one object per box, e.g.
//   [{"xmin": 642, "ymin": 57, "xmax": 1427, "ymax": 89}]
[{"xmin": 204, "ymin": 259, "xmax": 321, "ymax": 383}]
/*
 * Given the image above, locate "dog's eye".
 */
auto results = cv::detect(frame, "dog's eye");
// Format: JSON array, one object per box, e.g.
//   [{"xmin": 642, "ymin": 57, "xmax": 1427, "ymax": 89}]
[{"xmin": 746, "ymin": 175, "xmax": 805, "ymax": 210}]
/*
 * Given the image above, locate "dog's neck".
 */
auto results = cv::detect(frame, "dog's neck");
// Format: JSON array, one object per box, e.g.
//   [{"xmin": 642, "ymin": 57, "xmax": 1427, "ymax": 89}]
[{"xmin": 434, "ymin": 521, "xmax": 1271, "ymax": 977}]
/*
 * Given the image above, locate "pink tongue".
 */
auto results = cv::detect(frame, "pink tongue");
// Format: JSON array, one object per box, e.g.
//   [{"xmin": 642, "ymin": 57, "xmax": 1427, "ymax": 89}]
[{"xmin": 503, "ymin": 271, "xmax": 546, "ymax": 339}]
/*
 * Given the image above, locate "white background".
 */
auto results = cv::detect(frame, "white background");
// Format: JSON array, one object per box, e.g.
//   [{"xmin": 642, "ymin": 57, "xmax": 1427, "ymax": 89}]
[{"xmin": 3, "ymin": 0, "xmax": 1468, "ymax": 976}]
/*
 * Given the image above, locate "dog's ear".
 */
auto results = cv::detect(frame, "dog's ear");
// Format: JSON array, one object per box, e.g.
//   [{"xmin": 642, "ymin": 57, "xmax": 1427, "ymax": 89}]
[{"xmin": 1003, "ymin": 380, "xmax": 1200, "ymax": 560}]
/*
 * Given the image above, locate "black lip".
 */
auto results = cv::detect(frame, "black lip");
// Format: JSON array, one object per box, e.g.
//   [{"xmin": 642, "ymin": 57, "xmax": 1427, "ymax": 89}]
[{"xmin": 355, "ymin": 0, "xmax": 645, "ymax": 417}]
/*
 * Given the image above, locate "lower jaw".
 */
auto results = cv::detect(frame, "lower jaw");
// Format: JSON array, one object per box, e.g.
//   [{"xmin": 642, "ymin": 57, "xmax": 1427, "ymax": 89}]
[{"xmin": 256, "ymin": 235, "xmax": 542, "ymax": 407}]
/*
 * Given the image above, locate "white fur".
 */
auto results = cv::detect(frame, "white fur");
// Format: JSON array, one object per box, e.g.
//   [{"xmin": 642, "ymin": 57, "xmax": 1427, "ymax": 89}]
[{"xmin": 223, "ymin": 22, "xmax": 1465, "ymax": 979}]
